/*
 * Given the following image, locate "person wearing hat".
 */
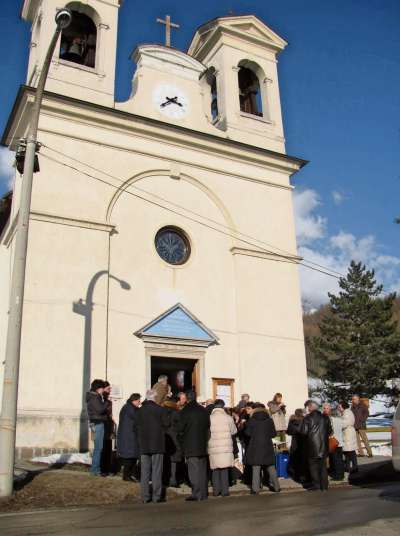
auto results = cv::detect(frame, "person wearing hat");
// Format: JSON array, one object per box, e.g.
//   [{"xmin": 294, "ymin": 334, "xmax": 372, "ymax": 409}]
[{"xmin": 86, "ymin": 379, "xmax": 107, "ymax": 476}]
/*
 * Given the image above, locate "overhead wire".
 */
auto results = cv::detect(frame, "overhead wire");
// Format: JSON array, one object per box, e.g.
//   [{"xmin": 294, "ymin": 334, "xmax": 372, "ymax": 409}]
[
  {"xmin": 39, "ymin": 147, "xmax": 395, "ymax": 297},
  {"xmin": 40, "ymin": 153, "xmax": 300, "ymax": 267},
  {"xmin": 40, "ymin": 143, "xmax": 345, "ymax": 280},
  {"xmin": 39, "ymin": 149, "xmax": 342, "ymax": 281}
]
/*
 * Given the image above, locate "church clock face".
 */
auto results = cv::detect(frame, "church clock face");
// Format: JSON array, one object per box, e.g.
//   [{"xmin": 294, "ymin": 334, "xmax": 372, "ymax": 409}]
[
  {"xmin": 155, "ymin": 226, "xmax": 191, "ymax": 265},
  {"xmin": 153, "ymin": 84, "xmax": 189, "ymax": 120}
]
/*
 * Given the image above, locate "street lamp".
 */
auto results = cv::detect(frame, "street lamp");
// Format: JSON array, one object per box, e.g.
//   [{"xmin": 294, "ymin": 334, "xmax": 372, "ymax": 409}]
[
  {"xmin": 55, "ymin": 9, "xmax": 73, "ymax": 29},
  {"xmin": 0, "ymin": 8, "xmax": 72, "ymax": 498}
]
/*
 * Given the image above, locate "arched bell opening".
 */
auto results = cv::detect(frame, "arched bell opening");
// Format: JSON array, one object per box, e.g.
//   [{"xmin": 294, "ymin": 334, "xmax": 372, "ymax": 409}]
[
  {"xmin": 204, "ymin": 66, "xmax": 219, "ymax": 122},
  {"xmin": 238, "ymin": 61, "xmax": 264, "ymax": 117},
  {"xmin": 59, "ymin": 4, "xmax": 98, "ymax": 68}
]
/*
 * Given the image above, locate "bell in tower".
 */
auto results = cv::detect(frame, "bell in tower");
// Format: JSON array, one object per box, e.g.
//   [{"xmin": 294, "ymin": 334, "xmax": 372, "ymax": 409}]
[
  {"xmin": 22, "ymin": 0, "xmax": 121, "ymax": 106},
  {"xmin": 188, "ymin": 15, "xmax": 288, "ymax": 153},
  {"xmin": 59, "ymin": 8, "xmax": 97, "ymax": 68}
]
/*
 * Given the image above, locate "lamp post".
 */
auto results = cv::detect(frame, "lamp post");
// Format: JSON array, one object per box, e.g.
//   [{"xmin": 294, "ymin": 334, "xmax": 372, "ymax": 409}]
[{"xmin": 0, "ymin": 8, "xmax": 72, "ymax": 498}]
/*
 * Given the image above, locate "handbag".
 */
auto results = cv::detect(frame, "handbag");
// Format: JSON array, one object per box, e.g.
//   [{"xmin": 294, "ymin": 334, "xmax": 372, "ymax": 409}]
[
  {"xmin": 328, "ymin": 436, "xmax": 339, "ymax": 453},
  {"xmin": 234, "ymin": 458, "xmax": 244, "ymax": 474}
]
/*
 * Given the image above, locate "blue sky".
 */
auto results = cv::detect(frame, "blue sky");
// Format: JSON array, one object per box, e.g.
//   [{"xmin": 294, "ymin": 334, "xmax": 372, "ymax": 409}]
[{"xmin": 0, "ymin": 0, "xmax": 399, "ymax": 307}]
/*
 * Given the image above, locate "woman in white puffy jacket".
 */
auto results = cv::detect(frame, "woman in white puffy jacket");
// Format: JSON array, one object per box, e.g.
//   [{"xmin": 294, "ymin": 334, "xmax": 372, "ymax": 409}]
[
  {"xmin": 208, "ymin": 399, "xmax": 237, "ymax": 497},
  {"xmin": 339, "ymin": 400, "xmax": 358, "ymax": 474}
]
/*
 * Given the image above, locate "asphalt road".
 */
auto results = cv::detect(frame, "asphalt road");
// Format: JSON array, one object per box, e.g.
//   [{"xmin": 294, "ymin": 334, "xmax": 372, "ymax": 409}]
[{"xmin": 1, "ymin": 483, "xmax": 400, "ymax": 536}]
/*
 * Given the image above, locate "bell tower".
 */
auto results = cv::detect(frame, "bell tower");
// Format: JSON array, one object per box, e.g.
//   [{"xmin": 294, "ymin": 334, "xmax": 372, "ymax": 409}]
[
  {"xmin": 188, "ymin": 15, "xmax": 288, "ymax": 153},
  {"xmin": 21, "ymin": 0, "xmax": 121, "ymax": 106}
]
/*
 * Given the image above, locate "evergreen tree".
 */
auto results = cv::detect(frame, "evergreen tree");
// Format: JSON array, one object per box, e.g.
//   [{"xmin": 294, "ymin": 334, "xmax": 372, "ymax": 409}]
[{"xmin": 312, "ymin": 261, "xmax": 400, "ymax": 402}]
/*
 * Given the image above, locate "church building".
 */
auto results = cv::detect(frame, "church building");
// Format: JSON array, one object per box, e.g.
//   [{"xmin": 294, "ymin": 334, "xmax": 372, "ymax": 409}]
[{"xmin": 0, "ymin": 0, "xmax": 309, "ymax": 454}]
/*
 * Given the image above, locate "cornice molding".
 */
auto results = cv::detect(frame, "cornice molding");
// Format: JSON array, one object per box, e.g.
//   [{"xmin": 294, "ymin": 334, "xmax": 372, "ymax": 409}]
[
  {"xmin": 1, "ymin": 86, "xmax": 307, "ymax": 179},
  {"xmin": 30, "ymin": 211, "xmax": 115, "ymax": 233},
  {"xmin": 140, "ymin": 335, "xmax": 211, "ymax": 348},
  {"xmin": 230, "ymin": 246, "xmax": 301, "ymax": 263},
  {"xmin": 39, "ymin": 126, "xmax": 295, "ymax": 191},
  {"xmin": 2, "ymin": 211, "xmax": 115, "ymax": 246},
  {"xmin": 18, "ymin": 407, "xmax": 82, "ymax": 418},
  {"xmin": 188, "ymin": 15, "xmax": 287, "ymax": 59},
  {"xmin": 133, "ymin": 44, "xmax": 205, "ymax": 77}
]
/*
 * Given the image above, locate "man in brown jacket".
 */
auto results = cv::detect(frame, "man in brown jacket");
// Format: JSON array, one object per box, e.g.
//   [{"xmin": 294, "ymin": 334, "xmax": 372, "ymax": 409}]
[
  {"xmin": 152, "ymin": 375, "xmax": 171, "ymax": 405},
  {"xmin": 351, "ymin": 395, "xmax": 372, "ymax": 457}
]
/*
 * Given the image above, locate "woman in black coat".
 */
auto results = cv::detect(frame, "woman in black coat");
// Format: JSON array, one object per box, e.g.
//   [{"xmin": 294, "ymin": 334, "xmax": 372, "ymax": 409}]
[
  {"xmin": 100, "ymin": 382, "xmax": 115, "ymax": 475},
  {"xmin": 286, "ymin": 409, "xmax": 308, "ymax": 484},
  {"xmin": 117, "ymin": 393, "xmax": 141, "ymax": 481},
  {"xmin": 244, "ymin": 405, "xmax": 280, "ymax": 494}
]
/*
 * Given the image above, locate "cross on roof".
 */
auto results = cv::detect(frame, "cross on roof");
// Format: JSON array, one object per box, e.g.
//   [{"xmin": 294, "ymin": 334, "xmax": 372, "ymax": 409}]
[{"xmin": 156, "ymin": 14, "xmax": 180, "ymax": 48}]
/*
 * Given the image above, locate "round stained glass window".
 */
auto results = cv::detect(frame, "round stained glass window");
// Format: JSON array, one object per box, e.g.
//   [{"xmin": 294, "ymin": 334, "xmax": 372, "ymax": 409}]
[{"xmin": 155, "ymin": 226, "xmax": 191, "ymax": 266}]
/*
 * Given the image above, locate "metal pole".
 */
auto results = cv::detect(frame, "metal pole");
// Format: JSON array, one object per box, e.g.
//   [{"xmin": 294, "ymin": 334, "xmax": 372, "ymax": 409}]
[{"xmin": 0, "ymin": 15, "xmax": 68, "ymax": 497}]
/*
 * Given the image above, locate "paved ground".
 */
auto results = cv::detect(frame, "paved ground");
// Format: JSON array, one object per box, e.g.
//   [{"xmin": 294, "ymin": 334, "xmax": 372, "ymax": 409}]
[
  {"xmin": 14, "ymin": 455, "xmax": 393, "ymax": 497},
  {"xmin": 0, "ymin": 481, "xmax": 399, "ymax": 536}
]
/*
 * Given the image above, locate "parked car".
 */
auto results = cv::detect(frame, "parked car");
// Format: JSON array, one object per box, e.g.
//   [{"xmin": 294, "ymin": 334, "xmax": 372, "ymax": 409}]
[{"xmin": 392, "ymin": 402, "xmax": 400, "ymax": 471}]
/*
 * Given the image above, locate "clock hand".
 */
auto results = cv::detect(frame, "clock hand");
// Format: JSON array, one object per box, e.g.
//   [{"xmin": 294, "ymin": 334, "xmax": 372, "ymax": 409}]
[
  {"xmin": 160, "ymin": 99, "xmax": 173, "ymax": 108},
  {"xmin": 170, "ymin": 97, "xmax": 183, "ymax": 107},
  {"xmin": 161, "ymin": 96, "xmax": 183, "ymax": 108}
]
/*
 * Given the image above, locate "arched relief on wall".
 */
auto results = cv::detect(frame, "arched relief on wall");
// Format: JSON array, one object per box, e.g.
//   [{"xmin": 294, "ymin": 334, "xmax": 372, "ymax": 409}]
[{"xmin": 105, "ymin": 169, "xmax": 238, "ymax": 247}]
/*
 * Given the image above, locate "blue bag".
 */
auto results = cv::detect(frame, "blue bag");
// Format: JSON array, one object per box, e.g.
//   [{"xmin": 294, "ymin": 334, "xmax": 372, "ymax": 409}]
[{"xmin": 275, "ymin": 451, "xmax": 289, "ymax": 478}]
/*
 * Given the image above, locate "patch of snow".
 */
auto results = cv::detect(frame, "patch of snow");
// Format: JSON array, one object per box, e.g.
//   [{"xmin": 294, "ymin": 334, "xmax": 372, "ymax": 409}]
[
  {"xmin": 370, "ymin": 443, "xmax": 392, "ymax": 457},
  {"xmin": 31, "ymin": 452, "xmax": 92, "ymax": 465},
  {"xmin": 367, "ymin": 431, "xmax": 392, "ymax": 441}
]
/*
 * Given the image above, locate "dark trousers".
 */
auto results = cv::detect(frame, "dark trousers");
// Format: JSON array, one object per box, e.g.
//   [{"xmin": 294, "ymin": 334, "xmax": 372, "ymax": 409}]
[
  {"xmin": 251, "ymin": 465, "xmax": 280, "ymax": 492},
  {"xmin": 187, "ymin": 456, "xmax": 208, "ymax": 500},
  {"xmin": 100, "ymin": 439, "xmax": 113, "ymax": 474},
  {"xmin": 169, "ymin": 462, "xmax": 179, "ymax": 486},
  {"xmin": 309, "ymin": 457, "xmax": 329, "ymax": 490},
  {"xmin": 212, "ymin": 468, "xmax": 229, "ymax": 496},
  {"xmin": 120, "ymin": 457, "xmax": 138, "ymax": 480},
  {"xmin": 329, "ymin": 447, "xmax": 344, "ymax": 480},
  {"xmin": 344, "ymin": 450, "xmax": 358, "ymax": 473},
  {"xmin": 140, "ymin": 453, "xmax": 164, "ymax": 502}
]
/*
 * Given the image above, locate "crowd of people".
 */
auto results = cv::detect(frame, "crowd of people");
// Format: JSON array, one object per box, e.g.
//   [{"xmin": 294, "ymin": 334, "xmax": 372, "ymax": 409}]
[
  {"xmin": 86, "ymin": 377, "xmax": 372, "ymax": 503},
  {"xmin": 287, "ymin": 395, "xmax": 371, "ymax": 489}
]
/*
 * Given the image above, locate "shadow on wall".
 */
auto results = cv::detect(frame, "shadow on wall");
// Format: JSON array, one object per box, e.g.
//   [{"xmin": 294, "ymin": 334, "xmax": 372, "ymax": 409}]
[{"xmin": 73, "ymin": 271, "xmax": 131, "ymax": 452}]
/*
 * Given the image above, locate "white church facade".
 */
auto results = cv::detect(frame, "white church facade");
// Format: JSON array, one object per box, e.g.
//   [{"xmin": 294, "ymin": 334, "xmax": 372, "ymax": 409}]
[{"xmin": 0, "ymin": 0, "xmax": 309, "ymax": 454}]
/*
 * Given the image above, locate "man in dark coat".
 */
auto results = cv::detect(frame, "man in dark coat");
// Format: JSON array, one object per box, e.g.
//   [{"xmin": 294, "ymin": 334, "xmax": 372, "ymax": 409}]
[
  {"xmin": 134, "ymin": 389, "xmax": 170, "ymax": 503},
  {"xmin": 86, "ymin": 379, "xmax": 107, "ymax": 476},
  {"xmin": 177, "ymin": 390, "xmax": 210, "ymax": 501},
  {"xmin": 351, "ymin": 395, "xmax": 372, "ymax": 457},
  {"xmin": 300, "ymin": 400, "xmax": 333, "ymax": 491},
  {"xmin": 163, "ymin": 397, "xmax": 183, "ymax": 487},
  {"xmin": 244, "ymin": 404, "xmax": 280, "ymax": 494},
  {"xmin": 287, "ymin": 409, "xmax": 308, "ymax": 483},
  {"xmin": 117, "ymin": 393, "xmax": 141, "ymax": 481}
]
